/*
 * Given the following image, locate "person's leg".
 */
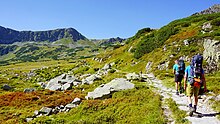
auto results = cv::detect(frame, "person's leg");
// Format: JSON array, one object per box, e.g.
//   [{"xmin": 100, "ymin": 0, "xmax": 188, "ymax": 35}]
[
  {"xmin": 193, "ymin": 86, "xmax": 200, "ymax": 112},
  {"xmin": 187, "ymin": 84, "xmax": 193, "ymax": 107},
  {"xmin": 186, "ymin": 84, "xmax": 194, "ymax": 116},
  {"xmin": 179, "ymin": 75, "xmax": 183, "ymax": 93},
  {"xmin": 175, "ymin": 75, "xmax": 179, "ymax": 95}
]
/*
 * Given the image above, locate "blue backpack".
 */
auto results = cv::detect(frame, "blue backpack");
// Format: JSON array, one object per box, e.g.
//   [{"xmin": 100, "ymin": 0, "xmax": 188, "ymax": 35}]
[
  {"xmin": 188, "ymin": 55, "xmax": 203, "ymax": 85},
  {"xmin": 178, "ymin": 59, "xmax": 185, "ymax": 75}
]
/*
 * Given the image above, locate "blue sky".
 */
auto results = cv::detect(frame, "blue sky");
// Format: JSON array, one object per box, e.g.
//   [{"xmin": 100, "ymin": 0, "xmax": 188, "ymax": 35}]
[{"xmin": 0, "ymin": 0, "xmax": 219, "ymax": 39}]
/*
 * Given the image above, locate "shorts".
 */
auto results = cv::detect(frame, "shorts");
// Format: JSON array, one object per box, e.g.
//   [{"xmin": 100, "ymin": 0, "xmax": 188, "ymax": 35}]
[
  {"xmin": 174, "ymin": 74, "xmax": 183, "ymax": 82},
  {"xmin": 186, "ymin": 83, "xmax": 200, "ymax": 97}
]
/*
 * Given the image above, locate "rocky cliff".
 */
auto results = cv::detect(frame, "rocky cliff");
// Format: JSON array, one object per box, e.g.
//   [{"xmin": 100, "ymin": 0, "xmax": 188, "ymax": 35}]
[
  {"xmin": 193, "ymin": 4, "xmax": 220, "ymax": 15},
  {"xmin": 0, "ymin": 26, "xmax": 87, "ymax": 44}
]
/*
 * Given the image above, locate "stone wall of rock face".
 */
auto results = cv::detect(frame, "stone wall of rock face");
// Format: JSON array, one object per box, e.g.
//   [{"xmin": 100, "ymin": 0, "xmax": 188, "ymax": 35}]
[{"xmin": 203, "ymin": 39, "xmax": 220, "ymax": 73}]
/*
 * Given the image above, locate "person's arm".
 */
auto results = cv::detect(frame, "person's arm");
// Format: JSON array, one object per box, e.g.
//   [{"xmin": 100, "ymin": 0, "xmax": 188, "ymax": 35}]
[
  {"xmin": 173, "ymin": 65, "xmax": 176, "ymax": 74},
  {"xmin": 184, "ymin": 67, "xmax": 188, "ymax": 90},
  {"xmin": 184, "ymin": 73, "xmax": 187, "ymax": 90},
  {"xmin": 201, "ymin": 74, "xmax": 207, "ymax": 92}
]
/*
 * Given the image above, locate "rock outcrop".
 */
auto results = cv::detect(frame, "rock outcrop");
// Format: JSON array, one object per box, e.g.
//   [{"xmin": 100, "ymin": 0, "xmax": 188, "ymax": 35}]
[
  {"xmin": 0, "ymin": 26, "xmax": 87, "ymax": 44},
  {"xmin": 27, "ymin": 97, "xmax": 82, "ymax": 122},
  {"xmin": 203, "ymin": 39, "xmax": 220, "ymax": 73},
  {"xmin": 85, "ymin": 78, "xmax": 134, "ymax": 99},
  {"xmin": 193, "ymin": 4, "xmax": 220, "ymax": 15},
  {"xmin": 45, "ymin": 74, "xmax": 80, "ymax": 91}
]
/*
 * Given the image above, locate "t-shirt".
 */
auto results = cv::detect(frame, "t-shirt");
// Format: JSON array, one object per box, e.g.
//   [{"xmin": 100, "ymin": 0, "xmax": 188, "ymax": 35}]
[
  {"xmin": 173, "ymin": 64, "xmax": 179, "ymax": 75},
  {"xmin": 185, "ymin": 65, "xmax": 204, "ymax": 78}
]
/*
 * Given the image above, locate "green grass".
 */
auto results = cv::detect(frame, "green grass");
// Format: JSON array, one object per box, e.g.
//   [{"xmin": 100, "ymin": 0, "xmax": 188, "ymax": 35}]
[
  {"xmin": 206, "ymin": 71, "xmax": 220, "ymax": 94},
  {"xmin": 30, "ymin": 82, "xmax": 166, "ymax": 124},
  {"xmin": 165, "ymin": 98, "xmax": 190, "ymax": 124}
]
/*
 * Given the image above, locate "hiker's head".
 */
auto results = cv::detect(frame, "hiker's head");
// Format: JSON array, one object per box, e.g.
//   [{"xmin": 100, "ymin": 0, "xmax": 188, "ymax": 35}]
[{"xmin": 175, "ymin": 60, "xmax": 178, "ymax": 64}]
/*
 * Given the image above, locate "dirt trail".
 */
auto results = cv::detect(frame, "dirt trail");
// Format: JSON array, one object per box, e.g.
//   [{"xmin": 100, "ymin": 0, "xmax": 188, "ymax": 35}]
[{"xmin": 143, "ymin": 73, "xmax": 220, "ymax": 124}]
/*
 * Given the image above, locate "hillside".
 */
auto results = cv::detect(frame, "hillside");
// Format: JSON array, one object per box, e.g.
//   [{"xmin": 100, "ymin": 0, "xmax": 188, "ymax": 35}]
[
  {"xmin": 0, "ymin": 5, "xmax": 220, "ymax": 124},
  {"xmin": 0, "ymin": 26, "xmax": 87, "ymax": 44}
]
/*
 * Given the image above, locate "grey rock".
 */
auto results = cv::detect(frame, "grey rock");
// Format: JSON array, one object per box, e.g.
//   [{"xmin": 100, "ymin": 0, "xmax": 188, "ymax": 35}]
[
  {"xmin": 102, "ymin": 63, "xmax": 111, "ymax": 70},
  {"xmin": 82, "ymin": 74, "xmax": 100, "ymax": 84},
  {"xmin": 215, "ymin": 95, "xmax": 220, "ymax": 101},
  {"xmin": 24, "ymin": 88, "xmax": 36, "ymax": 93},
  {"xmin": 85, "ymin": 78, "xmax": 134, "ymax": 100},
  {"xmin": 193, "ymin": 4, "xmax": 220, "ymax": 15},
  {"xmin": 202, "ymin": 22, "xmax": 212, "ymax": 32},
  {"xmin": 39, "ymin": 107, "xmax": 52, "ymax": 116},
  {"xmin": 45, "ymin": 74, "xmax": 76, "ymax": 91},
  {"xmin": 36, "ymin": 114, "xmax": 43, "ymax": 118},
  {"xmin": 203, "ymin": 39, "xmax": 220, "ymax": 73},
  {"xmin": 33, "ymin": 110, "xmax": 39, "ymax": 117},
  {"xmin": 37, "ymin": 82, "xmax": 47, "ymax": 88},
  {"xmin": 126, "ymin": 73, "xmax": 140, "ymax": 80},
  {"xmin": 157, "ymin": 61, "xmax": 169, "ymax": 70},
  {"xmin": 60, "ymin": 105, "xmax": 65, "ymax": 109},
  {"xmin": 26, "ymin": 118, "xmax": 33, "ymax": 122},
  {"xmin": 170, "ymin": 54, "xmax": 174, "ymax": 58},
  {"xmin": 73, "ymin": 81, "xmax": 81, "ymax": 86},
  {"xmin": 145, "ymin": 61, "xmax": 153, "ymax": 73},
  {"xmin": 61, "ymin": 83, "xmax": 72, "ymax": 91},
  {"xmin": 128, "ymin": 46, "xmax": 133, "ymax": 52},
  {"xmin": 65, "ymin": 103, "xmax": 77, "ymax": 109},
  {"xmin": 71, "ymin": 97, "xmax": 81, "ymax": 105},
  {"xmin": 163, "ymin": 45, "xmax": 167, "ymax": 51},
  {"xmin": 183, "ymin": 39, "xmax": 189, "ymax": 46},
  {"xmin": 2, "ymin": 84, "xmax": 12, "ymax": 90}
]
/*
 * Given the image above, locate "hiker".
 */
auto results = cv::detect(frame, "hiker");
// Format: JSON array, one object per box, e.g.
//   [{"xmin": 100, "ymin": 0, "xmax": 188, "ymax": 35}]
[
  {"xmin": 173, "ymin": 59, "xmax": 185, "ymax": 95},
  {"xmin": 184, "ymin": 54, "xmax": 207, "ymax": 115}
]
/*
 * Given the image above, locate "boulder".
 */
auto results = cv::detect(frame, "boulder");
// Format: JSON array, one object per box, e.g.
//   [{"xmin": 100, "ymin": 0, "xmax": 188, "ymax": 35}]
[
  {"xmin": 26, "ymin": 118, "xmax": 33, "ymax": 122},
  {"xmin": 61, "ymin": 83, "xmax": 72, "ymax": 91},
  {"xmin": 215, "ymin": 94, "xmax": 220, "ymax": 101},
  {"xmin": 33, "ymin": 110, "xmax": 39, "ymax": 117},
  {"xmin": 125, "ymin": 73, "xmax": 140, "ymax": 80},
  {"xmin": 163, "ymin": 45, "xmax": 167, "ymax": 51},
  {"xmin": 202, "ymin": 22, "xmax": 212, "ymax": 32},
  {"xmin": 46, "ymin": 83, "xmax": 62, "ymax": 91},
  {"xmin": 24, "ymin": 88, "xmax": 36, "ymax": 93},
  {"xmin": 37, "ymin": 82, "xmax": 47, "ymax": 88},
  {"xmin": 39, "ymin": 107, "xmax": 52, "ymax": 116},
  {"xmin": 102, "ymin": 63, "xmax": 111, "ymax": 70},
  {"xmin": 183, "ymin": 39, "xmax": 189, "ymax": 46},
  {"xmin": 82, "ymin": 74, "xmax": 100, "ymax": 84},
  {"xmin": 45, "ymin": 74, "xmax": 76, "ymax": 91},
  {"xmin": 65, "ymin": 103, "xmax": 77, "ymax": 109},
  {"xmin": 85, "ymin": 78, "xmax": 134, "ymax": 100},
  {"xmin": 203, "ymin": 39, "xmax": 220, "ymax": 73},
  {"xmin": 157, "ymin": 61, "xmax": 169, "ymax": 70},
  {"xmin": 71, "ymin": 97, "xmax": 81, "ymax": 105},
  {"xmin": 145, "ymin": 62, "xmax": 153, "ymax": 73},
  {"xmin": 2, "ymin": 84, "xmax": 12, "ymax": 90}
]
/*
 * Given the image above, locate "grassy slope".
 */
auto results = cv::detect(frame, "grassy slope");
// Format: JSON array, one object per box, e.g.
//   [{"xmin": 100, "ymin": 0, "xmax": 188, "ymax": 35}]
[{"xmin": 0, "ymin": 13, "xmax": 220, "ymax": 123}]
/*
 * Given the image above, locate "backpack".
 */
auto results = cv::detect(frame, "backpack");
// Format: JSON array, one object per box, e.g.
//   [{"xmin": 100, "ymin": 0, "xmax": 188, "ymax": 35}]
[
  {"xmin": 178, "ymin": 59, "xmax": 185, "ymax": 75},
  {"xmin": 188, "ymin": 55, "xmax": 203, "ymax": 86}
]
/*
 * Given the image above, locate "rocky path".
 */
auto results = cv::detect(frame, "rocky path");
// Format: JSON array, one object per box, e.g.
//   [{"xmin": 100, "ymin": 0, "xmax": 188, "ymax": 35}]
[{"xmin": 143, "ymin": 73, "xmax": 220, "ymax": 124}]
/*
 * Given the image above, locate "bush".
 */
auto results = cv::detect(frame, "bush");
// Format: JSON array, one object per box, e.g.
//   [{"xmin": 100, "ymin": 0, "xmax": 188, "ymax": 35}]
[
  {"xmin": 134, "ymin": 26, "xmax": 178, "ymax": 59},
  {"xmin": 109, "ymin": 69, "xmax": 116, "ymax": 73}
]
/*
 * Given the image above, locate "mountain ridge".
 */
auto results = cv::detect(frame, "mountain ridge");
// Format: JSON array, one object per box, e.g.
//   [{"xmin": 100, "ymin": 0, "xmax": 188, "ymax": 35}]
[{"xmin": 0, "ymin": 26, "xmax": 87, "ymax": 44}]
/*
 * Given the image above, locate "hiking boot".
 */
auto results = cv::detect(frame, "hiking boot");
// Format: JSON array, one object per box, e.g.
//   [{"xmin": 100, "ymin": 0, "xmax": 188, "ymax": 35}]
[
  {"xmin": 188, "ymin": 107, "xmax": 194, "ymax": 116},
  {"xmin": 176, "ymin": 91, "xmax": 179, "ymax": 95}
]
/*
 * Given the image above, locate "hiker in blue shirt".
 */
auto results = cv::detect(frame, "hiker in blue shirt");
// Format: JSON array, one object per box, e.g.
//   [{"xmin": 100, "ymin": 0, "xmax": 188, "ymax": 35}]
[
  {"xmin": 184, "ymin": 55, "xmax": 207, "ymax": 116},
  {"xmin": 173, "ymin": 60, "xmax": 184, "ymax": 95}
]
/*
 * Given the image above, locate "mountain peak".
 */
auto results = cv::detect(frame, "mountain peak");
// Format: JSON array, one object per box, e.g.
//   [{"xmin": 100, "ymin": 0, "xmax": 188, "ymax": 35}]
[
  {"xmin": 0, "ymin": 26, "xmax": 87, "ymax": 44},
  {"xmin": 193, "ymin": 4, "xmax": 220, "ymax": 15}
]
